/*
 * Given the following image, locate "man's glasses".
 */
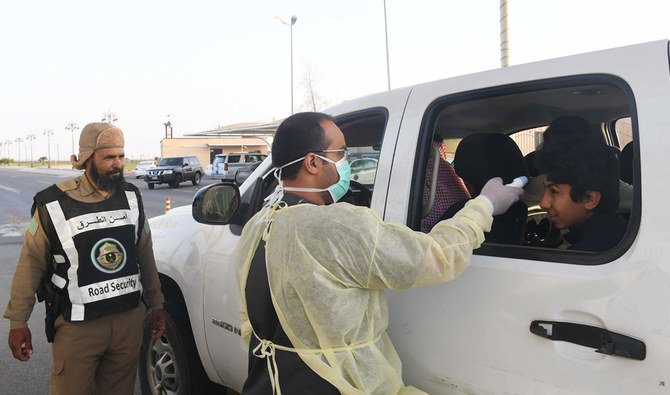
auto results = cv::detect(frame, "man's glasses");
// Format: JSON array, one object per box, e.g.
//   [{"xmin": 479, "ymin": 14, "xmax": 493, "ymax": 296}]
[{"xmin": 315, "ymin": 148, "xmax": 349, "ymax": 162}]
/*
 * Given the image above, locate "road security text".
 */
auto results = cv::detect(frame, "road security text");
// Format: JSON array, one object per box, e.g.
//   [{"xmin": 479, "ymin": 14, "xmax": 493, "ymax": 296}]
[
  {"xmin": 88, "ymin": 278, "xmax": 137, "ymax": 297},
  {"xmin": 79, "ymin": 274, "xmax": 141, "ymax": 303}
]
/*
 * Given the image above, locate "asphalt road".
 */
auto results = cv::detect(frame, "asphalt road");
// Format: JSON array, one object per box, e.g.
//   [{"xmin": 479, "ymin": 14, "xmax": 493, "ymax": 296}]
[{"xmin": 0, "ymin": 166, "xmax": 221, "ymax": 395}]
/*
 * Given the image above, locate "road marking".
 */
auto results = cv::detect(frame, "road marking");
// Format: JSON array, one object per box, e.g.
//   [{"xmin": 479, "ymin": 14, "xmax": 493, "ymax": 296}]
[
  {"xmin": 0, "ymin": 224, "xmax": 23, "ymax": 237},
  {"xmin": 0, "ymin": 184, "xmax": 20, "ymax": 194}
]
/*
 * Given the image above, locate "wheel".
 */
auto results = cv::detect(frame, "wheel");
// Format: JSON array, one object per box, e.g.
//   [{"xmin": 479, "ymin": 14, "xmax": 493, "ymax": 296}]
[
  {"xmin": 148, "ymin": 183, "xmax": 155, "ymax": 190},
  {"xmin": 170, "ymin": 175, "xmax": 181, "ymax": 188},
  {"xmin": 139, "ymin": 302, "xmax": 214, "ymax": 395},
  {"xmin": 192, "ymin": 172, "xmax": 201, "ymax": 186}
]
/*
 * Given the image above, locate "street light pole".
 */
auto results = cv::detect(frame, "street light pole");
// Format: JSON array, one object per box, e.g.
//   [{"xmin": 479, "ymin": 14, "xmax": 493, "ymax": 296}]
[
  {"xmin": 27, "ymin": 133, "xmax": 35, "ymax": 167},
  {"xmin": 44, "ymin": 129, "xmax": 54, "ymax": 168},
  {"xmin": 101, "ymin": 111, "xmax": 118, "ymax": 124},
  {"xmin": 65, "ymin": 122, "xmax": 79, "ymax": 157},
  {"xmin": 15, "ymin": 137, "xmax": 23, "ymax": 167},
  {"xmin": 276, "ymin": 15, "xmax": 297, "ymax": 115},
  {"xmin": 383, "ymin": 0, "xmax": 391, "ymax": 90},
  {"xmin": 500, "ymin": 0, "xmax": 510, "ymax": 67}
]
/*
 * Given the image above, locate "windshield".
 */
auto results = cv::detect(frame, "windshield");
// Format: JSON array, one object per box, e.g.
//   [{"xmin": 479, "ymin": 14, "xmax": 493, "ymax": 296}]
[
  {"xmin": 213, "ymin": 156, "xmax": 226, "ymax": 165},
  {"xmin": 159, "ymin": 158, "xmax": 182, "ymax": 166}
]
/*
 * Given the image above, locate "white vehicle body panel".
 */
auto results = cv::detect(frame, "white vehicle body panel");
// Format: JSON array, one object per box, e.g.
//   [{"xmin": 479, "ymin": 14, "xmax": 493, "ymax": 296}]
[
  {"xmin": 148, "ymin": 206, "xmax": 223, "ymax": 382},
  {"xmin": 148, "ymin": 40, "xmax": 670, "ymax": 394},
  {"xmin": 386, "ymin": 40, "xmax": 670, "ymax": 394}
]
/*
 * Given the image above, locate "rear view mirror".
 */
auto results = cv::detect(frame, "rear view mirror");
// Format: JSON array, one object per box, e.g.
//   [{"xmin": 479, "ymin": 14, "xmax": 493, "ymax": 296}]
[{"xmin": 192, "ymin": 183, "xmax": 240, "ymax": 225}]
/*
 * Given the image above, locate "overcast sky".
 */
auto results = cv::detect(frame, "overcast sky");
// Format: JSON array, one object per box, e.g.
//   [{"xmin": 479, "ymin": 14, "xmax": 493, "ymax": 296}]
[{"xmin": 1, "ymin": 0, "xmax": 668, "ymax": 160}]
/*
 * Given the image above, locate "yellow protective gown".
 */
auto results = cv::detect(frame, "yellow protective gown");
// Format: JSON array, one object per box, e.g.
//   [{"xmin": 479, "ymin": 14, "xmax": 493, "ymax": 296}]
[{"xmin": 235, "ymin": 196, "xmax": 493, "ymax": 394}]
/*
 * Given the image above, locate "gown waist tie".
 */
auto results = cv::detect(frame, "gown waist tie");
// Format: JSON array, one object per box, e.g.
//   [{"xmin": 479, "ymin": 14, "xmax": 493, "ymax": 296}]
[{"xmin": 252, "ymin": 330, "xmax": 382, "ymax": 395}]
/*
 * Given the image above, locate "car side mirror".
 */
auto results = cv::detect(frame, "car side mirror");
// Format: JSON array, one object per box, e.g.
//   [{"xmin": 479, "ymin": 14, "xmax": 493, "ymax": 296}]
[
  {"xmin": 192, "ymin": 183, "xmax": 240, "ymax": 225},
  {"xmin": 183, "ymin": 163, "xmax": 188, "ymax": 167}
]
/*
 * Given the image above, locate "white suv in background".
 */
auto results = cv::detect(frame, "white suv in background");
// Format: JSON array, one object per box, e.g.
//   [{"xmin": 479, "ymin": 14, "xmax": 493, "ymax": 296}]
[
  {"xmin": 134, "ymin": 160, "xmax": 156, "ymax": 178},
  {"xmin": 209, "ymin": 152, "xmax": 267, "ymax": 181}
]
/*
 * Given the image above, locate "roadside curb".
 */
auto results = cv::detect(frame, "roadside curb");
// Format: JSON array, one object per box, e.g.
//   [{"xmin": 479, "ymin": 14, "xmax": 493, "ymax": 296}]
[{"xmin": 6, "ymin": 166, "xmax": 83, "ymax": 177}]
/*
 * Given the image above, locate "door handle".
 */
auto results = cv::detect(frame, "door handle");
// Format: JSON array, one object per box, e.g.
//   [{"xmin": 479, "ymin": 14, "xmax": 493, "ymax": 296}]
[{"xmin": 530, "ymin": 320, "xmax": 645, "ymax": 361}]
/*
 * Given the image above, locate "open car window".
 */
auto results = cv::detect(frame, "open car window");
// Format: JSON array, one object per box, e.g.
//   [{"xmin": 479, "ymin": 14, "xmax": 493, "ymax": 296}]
[
  {"xmin": 415, "ymin": 76, "xmax": 639, "ymax": 265},
  {"xmin": 236, "ymin": 109, "xmax": 389, "ymax": 233},
  {"xmin": 337, "ymin": 110, "xmax": 387, "ymax": 206}
]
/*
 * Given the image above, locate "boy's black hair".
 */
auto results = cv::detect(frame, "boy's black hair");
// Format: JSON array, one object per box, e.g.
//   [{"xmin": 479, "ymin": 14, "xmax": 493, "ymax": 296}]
[
  {"xmin": 543, "ymin": 116, "xmax": 605, "ymax": 146},
  {"xmin": 271, "ymin": 112, "xmax": 335, "ymax": 180},
  {"xmin": 536, "ymin": 132, "xmax": 620, "ymax": 214}
]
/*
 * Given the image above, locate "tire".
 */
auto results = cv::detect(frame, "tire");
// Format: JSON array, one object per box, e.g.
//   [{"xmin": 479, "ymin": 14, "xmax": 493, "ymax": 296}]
[
  {"xmin": 139, "ymin": 302, "xmax": 215, "ymax": 395},
  {"xmin": 148, "ymin": 183, "xmax": 155, "ymax": 190},
  {"xmin": 170, "ymin": 175, "xmax": 181, "ymax": 188},
  {"xmin": 192, "ymin": 172, "xmax": 201, "ymax": 186}
]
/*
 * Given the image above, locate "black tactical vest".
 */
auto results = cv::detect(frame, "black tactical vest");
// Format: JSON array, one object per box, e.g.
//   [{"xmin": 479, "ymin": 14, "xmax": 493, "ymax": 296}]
[{"xmin": 33, "ymin": 183, "xmax": 145, "ymax": 322}]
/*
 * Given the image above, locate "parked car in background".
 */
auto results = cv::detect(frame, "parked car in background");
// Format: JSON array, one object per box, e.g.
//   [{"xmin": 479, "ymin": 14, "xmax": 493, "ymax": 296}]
[
  {"xmin": 144, "ymin": 156, "xmax": 203, "ymax": 189},
  {"xmin": 134, "ymin": 160, "xmax": 156, "ymax": 178},
  {"xmin": 234, "ymin": 161, "xmax": 262, "ymax": 185},
  {"xmin": 349, "ymin": 156, "xmax": 378, "ymax": 186},
  {"xmin": 210, "ymin": 152, "xmax": 267, "ymax": 181}
]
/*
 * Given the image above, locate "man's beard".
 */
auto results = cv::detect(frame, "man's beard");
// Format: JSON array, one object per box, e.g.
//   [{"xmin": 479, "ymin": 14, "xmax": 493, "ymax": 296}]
[{"xmin": 90, "ymin": 164, "xmax": 126, "ymax": 192}]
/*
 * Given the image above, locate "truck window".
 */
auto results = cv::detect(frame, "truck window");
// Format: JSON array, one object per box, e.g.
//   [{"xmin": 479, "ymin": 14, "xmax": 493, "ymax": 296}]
[
  {"xmin": 160, "ymin": 157, "xmax": 182, "ymax": 166},
  {"xmin": 240, "ymin": 109, "xmax": 388, "ymax": 228},
  {"xmin": 414, "ymin": 77, "xmax": 639, "ymax": 265},
  {"xmin": 335, "ymin": 110, "xmax": 387, "ymax": 207}
]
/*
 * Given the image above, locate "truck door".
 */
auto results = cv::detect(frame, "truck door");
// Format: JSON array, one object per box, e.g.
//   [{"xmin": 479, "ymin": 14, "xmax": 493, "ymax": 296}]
[
  {"xmin": 201, "ymin": 87, "xmax": 413, "ymax": 390},
  {"xmin": 384, "ymin": 41, "xmax": 670, "ymax": 394}
]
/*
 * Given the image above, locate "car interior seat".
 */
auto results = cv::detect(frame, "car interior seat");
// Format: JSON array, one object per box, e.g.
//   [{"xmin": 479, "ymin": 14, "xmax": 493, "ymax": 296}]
[
  {"xmin": 524, "ymin": 151, "xmax": 540, "ymax": 177},
  {"xmin": 441, "ymin": 133, "xmax": 530, "ymax": 245},
  {"xmin": 620, "ymin": 142, "xmax": 633, "ymax": 185}
]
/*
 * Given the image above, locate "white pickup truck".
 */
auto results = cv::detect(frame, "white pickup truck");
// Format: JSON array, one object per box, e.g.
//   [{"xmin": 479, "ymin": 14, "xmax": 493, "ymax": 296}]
[{"xmin": 139, "ymin": 40, "xmax": 670, "ymax": 394}]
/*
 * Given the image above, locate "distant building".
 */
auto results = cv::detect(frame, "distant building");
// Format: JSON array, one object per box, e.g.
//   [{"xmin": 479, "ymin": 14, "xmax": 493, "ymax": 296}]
[{"xmin": 160, "ymin": 121, "xmax": 279, "ymax": 165}]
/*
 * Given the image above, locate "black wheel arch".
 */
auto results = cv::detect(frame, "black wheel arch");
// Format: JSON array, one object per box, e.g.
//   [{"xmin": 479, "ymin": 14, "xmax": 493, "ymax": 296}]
[{"xmin": 159, "ymin": 273, "xmax": 187, "ymax": 307}]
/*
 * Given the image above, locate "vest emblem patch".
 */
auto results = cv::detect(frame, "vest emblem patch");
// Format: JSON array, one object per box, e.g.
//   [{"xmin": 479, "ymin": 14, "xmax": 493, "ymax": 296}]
[{"xmin": 91, "ymin": 238, "xmax": 127, "ymax": 273}]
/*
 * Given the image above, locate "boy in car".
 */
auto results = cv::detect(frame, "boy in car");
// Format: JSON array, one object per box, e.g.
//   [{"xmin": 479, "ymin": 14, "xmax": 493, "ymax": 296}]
[{"xmin": 536, "ymin": 131, "xmax": 627, "ymax": 252}]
